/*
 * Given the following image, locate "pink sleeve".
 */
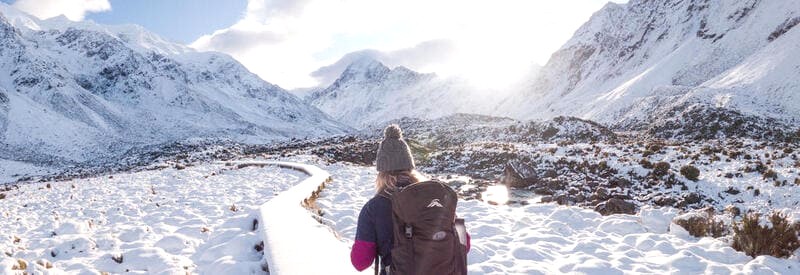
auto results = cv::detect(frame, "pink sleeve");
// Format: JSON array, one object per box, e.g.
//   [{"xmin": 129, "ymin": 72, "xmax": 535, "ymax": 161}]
[
  {"xmin": 466, "ymin": 232, "xmax": 471, "ymax": 252},
  {"xmin": 351, "ymin": 240, "xmax": 377, "ymax": 271}
]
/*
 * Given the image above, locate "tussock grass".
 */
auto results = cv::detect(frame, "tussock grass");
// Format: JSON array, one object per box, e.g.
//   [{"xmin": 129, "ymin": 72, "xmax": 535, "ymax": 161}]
[{"xmin": 732, "ymin": 212, "xmax": 800, "ymax": 258}]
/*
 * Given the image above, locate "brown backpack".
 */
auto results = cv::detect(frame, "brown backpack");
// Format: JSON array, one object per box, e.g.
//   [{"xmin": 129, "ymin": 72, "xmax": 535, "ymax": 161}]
[{"xmin": 387, "ymin": 180, "xmax": 467, "ymax": 275}]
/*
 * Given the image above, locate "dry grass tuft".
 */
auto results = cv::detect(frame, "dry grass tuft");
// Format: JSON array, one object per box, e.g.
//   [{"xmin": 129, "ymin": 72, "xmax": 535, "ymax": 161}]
[
  {"xmin": 732, "ymin": 212, "xmax": 800, "ymax": 258},
  {"xmin": 680, "ymin": 165, "xmax": 700, "ymax": 181},
  {"xmin": 12, "ymin": 259, "xmax": 27, "ymax": 270},
  {"xmin": 674, "ymin": 209, "xmax": 727, "ymax": 238}
]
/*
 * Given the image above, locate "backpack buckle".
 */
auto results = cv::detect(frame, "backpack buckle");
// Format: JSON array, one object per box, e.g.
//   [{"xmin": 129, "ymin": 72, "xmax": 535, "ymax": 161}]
[{"xmin": 404, "ymin": 224, "xmax": 413, "ymax": 238}]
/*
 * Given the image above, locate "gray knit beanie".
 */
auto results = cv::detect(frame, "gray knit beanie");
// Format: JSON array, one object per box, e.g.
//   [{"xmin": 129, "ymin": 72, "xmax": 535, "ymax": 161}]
[{"xmin": 375, "ymin": 124, "xmax": 415, "ymax": 172}]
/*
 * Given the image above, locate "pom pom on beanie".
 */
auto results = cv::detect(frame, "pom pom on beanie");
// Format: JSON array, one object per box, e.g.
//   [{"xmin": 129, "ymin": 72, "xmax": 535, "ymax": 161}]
[{"xmin": 384, "ymin": 124, "xmax": 402, "ymax": 139}]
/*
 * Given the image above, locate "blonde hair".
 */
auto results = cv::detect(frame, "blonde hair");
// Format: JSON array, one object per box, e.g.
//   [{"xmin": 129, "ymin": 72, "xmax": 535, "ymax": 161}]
[{"xmin": 375, "ymin": 170, "xmax": 426, "ymax": 194}]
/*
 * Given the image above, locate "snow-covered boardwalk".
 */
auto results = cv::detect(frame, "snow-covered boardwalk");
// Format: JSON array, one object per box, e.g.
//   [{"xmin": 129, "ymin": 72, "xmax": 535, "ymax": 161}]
[{"xmin": 245, "ymin": 161, "xmax": 360, "ymax": 274}]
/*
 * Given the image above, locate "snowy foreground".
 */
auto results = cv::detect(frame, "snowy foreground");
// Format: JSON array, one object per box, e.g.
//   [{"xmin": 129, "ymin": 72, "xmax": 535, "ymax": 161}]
[
  {"xmin": 2, "ymin": 156, "xmax": 800, "ymax": 274},
  {"xmin": 0, "ymin": 163, "xmax": 305, "ymax": 274},
  {"xmin": 306, "ymin": 155, "xmax": 800, "ymax": 274}
]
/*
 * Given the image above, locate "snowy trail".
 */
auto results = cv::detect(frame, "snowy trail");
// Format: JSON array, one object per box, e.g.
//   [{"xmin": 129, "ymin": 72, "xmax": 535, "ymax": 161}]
[{"xmin": 237, "ymin": 161, "xmax": 360, "ymax": 275}]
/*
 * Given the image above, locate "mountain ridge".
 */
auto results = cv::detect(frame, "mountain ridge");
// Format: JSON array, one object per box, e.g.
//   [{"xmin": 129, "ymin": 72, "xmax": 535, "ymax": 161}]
[
  {"xmin": 0, "ymin": 5, "xmax": 349, "ymax": 167},
  {"xmin": 307, "ymin": 55, "xmax": 503, "ymax": 129},
  {"xmin": 498, "ymin": 0, "xmax": 800, "ymax": 128}
]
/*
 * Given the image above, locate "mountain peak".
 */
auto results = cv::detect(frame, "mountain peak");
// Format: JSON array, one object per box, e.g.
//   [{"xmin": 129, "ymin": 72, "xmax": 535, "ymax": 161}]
[
  {"xmin": 340, "ymin": 56, "xmax": 390, "ymax": 77},
  {"xmin": 0, "ymin": 6, "xmax": 349, "ymax": 164}
]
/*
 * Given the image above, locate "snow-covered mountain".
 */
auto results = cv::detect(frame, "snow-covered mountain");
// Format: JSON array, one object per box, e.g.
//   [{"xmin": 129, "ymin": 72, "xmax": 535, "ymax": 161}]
[
  {"xmin": 307, "ymin": 56, "xmax": 500, "ymax": 129},
  {"xmin": 0, "ymin": 4, "xmax": 348, "ymax": 166},
  {"xmin": 500, "ymin": 0, "xmax": 800, "ymax": 129}
]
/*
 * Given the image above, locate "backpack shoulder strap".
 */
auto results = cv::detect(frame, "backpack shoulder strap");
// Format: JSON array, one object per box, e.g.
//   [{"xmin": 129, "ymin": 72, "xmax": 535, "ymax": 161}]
[{"xmin": 376, "ymin": 189, "xmax": 393, "ymax": 199}]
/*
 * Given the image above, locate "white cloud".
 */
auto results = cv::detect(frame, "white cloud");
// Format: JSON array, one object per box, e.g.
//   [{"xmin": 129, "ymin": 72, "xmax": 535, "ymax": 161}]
[
  {"xmin": 192, "ymin": 0, "xmax": 621, "ymax": 89},
  {"xmin": 13, "ymin": 0, "xmax": 111, "ymax": 21}
]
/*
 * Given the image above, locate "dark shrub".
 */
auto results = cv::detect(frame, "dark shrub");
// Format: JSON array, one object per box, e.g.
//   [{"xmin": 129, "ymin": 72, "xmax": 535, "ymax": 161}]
[
  {"xmin": 763, "ymin": 169, "xmax": 778, "ymax": 180},
  {"xmin": 653, "ymin": 162, "xmax": 671, "ymax": 177},
  {"xmin": 640, "ymin": 159, "xmax": 653, "ymax": 169},
  {"xmin": 541, "ymin": 127, "xmax": 559, "ymax": 140},
  {"xmin": 646, "ymin": 143, "xmax": 663, "ymax": 152},
  {"xmin": 732, "ymin": 213, "xmax": 800, "ymax": 258},
  {"xmin": 755, "ymin": 162, "xmax": 768, "ymax": 174},
  {"xmin": 679, "ymin": 165, "xmax": 700, "ymax": 181},
  {"xmin": 598, "ymin": 161, "xmax": 609, "ymax": 170},
  {"xmin": 674, "ymin": 210, "xmax": 727, "ymax": 238}
]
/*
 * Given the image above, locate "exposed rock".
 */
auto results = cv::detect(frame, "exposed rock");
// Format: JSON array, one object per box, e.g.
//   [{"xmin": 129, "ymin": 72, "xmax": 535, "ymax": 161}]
[
  {"xmin": 724, "ymin": 187, "xmax": 741, "ymax": 195},
  {"xmin": 594, "ymin": 198, "xmax": 636, "ymax": 215},
  {"xmin": 677, "ymin": 192, "xmax": 703, "ymax": 208},
  {"xmin": 590, "ymin": 187, "xmax": 610, "ymax": 201},
  {"xmin": 500, "ymin": 164, "xmax": 531, "ymax": 188},
  {"xmin": 554, "ymin": 194, "xmax": 572, "ymax": 205},
  {"xmin": 608, "ymin": 177, "xmax": 632, "ymax": 188},
  {"xmin": 653, "ymin": 195, "xmax": 677, "ymax": 207},
  {"xmin": 532, "ymin": 187, "xmax": 555, "ymax": 196}
]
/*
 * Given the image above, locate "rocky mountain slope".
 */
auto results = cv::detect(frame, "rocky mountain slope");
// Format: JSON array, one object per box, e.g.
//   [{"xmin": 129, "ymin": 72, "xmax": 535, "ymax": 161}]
[
  {"xmin": 499, "ymin": 0, "xmax": 800, "ymax": 132},
  {"xmin": 0, "ymin": 4, "xmax": 348, "ymax": 167},
  {"xmin": 307, "ymin": 56, "xmax": 500, "ymax": 129},
  {"xmin": 363, "ymin": 114, "xmax": 616, "ymax": 146}
]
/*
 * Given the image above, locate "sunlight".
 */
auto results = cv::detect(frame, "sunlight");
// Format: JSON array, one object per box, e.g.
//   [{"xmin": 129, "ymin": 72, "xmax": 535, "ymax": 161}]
[
  {"xmin": 482, "ymin": 185, "xmax": 510, "ymax": 205},
  {"xmin": 191, "ymin": 0, "xmax": 618, "ymax": 89}
]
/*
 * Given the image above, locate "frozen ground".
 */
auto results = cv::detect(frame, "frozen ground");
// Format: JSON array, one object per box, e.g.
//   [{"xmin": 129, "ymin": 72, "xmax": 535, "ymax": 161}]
[
  {"xmin": 304, "ymin": 155, "xmax": 800, "ymax": 274},
  {"xmin": 0, "ymin": 162, "xmax": 304, "ymax": 274},
  {"xmin": 0, "ymin": 160, "xmax": 54, "ymax": 184},
  {"xmin": 2, "ymin": 155, "xmax": 799, "ymax": 274}
]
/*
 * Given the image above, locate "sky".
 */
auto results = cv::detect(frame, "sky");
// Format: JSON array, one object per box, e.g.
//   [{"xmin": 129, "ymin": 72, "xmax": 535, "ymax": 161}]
[{"xmin": 4, "ymin": 0, "xmax": 628, "ymax": 89}]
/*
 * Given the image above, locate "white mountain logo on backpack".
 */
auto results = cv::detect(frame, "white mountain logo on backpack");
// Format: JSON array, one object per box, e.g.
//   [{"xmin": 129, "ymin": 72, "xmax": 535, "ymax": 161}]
[{"xmin": 427, "ymin": 199, "xmax": 444, "ymax": 208}]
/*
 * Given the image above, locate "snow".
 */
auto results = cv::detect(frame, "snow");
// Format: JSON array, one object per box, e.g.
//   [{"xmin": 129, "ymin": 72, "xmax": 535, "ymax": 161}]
[
  {"xmin": 0, "ymin": 3, "xmax": 349, "ymax": 169},
  {"xmin": 301, "ymin": 155, "xmax": 800, "ymax": 274},
  {"xmin": 500, "ymin": 0, "xmax": 800, "ymax": 125},
  {"xmin": 240, "ymin": 161, "xmax": 357, "ymax": 275},
  {"xmin": 2, "ymin": 155, "xmax": 799, "ymax": 273},
  {"xmin": 0, "ymin": 159, "xmax": 53, "ymax": 183},
  {"xmin": 308, "ymin": 56, "xmax": 504, "ymax": 128},
  {"xmin": 0, "ymin": 161, "xmax": 305, "ymax": 273}
]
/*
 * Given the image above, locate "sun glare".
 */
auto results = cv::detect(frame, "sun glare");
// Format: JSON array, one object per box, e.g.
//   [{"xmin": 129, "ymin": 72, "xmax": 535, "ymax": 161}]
[
  {"xmin": 190, "ymin": 0, "xmax": 617, "ymax": 90},
  {"xmin": 483, "ymin": 185, "xmax": 510, "ymax": 205}
]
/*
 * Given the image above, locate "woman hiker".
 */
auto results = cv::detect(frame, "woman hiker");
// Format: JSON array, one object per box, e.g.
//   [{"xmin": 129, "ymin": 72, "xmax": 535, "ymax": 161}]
[{"xmin": 350, "ymin": 124, "xmax": 470, "ymax": 275}]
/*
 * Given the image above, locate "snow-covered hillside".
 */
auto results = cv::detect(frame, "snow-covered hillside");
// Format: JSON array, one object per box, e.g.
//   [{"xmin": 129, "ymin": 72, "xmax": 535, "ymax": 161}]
[
  {"xmin": 362, "ymin": 114, "xmax": 616, "ymax": 147},
  {"xmin": 307, "ymin": 56, "xmax": 501, "ymax": 129},
  {"xmin": 0, "ymin": 4, "xmax": 348, "ymax": 168},
  {"xmin": 500, "ymin": 0, "xmax": 800, "ymax": 128}
]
